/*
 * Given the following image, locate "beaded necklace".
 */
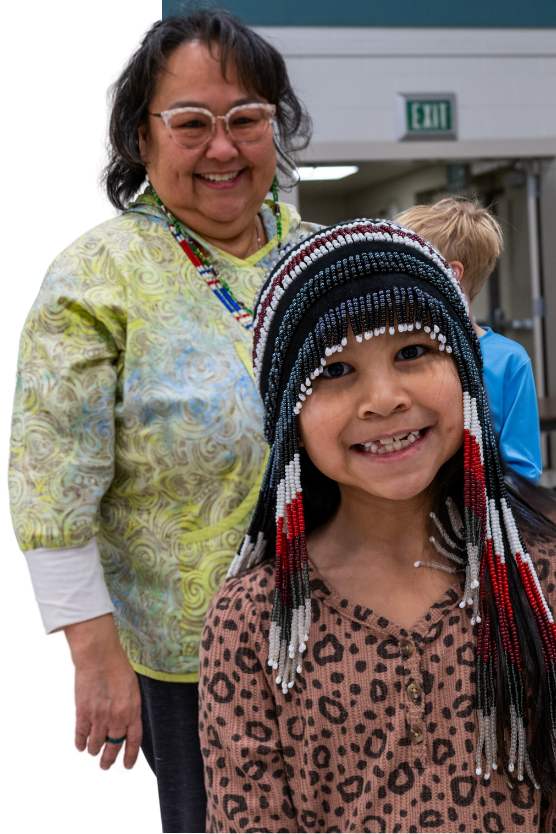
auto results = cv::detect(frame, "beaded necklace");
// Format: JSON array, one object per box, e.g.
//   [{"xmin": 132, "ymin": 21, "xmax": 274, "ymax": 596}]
[{"xmin": 149, "ymin": 178, "xmax": 283, "ymax": 332}]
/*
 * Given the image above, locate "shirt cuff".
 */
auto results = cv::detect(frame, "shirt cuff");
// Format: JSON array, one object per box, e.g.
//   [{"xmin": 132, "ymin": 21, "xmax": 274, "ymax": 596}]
[{"xmin": 22, "ymin": 537, "xmax": 115, "ymax": 634}]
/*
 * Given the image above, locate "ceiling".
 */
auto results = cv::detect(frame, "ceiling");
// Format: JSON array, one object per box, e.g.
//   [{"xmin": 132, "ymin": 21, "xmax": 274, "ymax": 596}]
[{"xmin": 298, "ymin": 160, "xmax": 436, "ymax": 198}]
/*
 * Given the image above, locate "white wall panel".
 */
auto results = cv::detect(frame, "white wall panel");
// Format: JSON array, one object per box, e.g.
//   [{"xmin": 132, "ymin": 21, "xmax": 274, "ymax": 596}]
[{"xmin": 257, "ymin": 27, "xmax": 556, "ymax": 156}]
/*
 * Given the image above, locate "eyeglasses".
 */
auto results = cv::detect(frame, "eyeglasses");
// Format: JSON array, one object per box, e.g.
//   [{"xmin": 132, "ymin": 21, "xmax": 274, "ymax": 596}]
[{"xmin": 150, "ymin": 102, "xmax": 276, "ymax": 150}]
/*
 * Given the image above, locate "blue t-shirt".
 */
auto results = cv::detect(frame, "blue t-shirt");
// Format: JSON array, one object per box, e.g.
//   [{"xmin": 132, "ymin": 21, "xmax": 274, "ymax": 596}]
[{"xmin": 479, "ymin": 327, "xmax": 541, "ymax": 483}]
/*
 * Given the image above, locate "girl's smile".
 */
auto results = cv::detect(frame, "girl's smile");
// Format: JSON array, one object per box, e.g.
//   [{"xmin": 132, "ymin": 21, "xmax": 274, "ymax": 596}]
[
  {"xmin": 352, "ymin": 424, "xmax": 430, "ymax": 457},
  {"xmin": 299, "ymin": 327, "xmax": 463, "ymax": 503}
]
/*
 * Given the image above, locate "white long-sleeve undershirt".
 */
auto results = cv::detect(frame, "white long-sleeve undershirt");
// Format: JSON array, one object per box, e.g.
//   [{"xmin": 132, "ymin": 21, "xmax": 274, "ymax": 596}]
[{"xmin": 23, "ymin": 538, "xmax": 115, "ymax": 633}]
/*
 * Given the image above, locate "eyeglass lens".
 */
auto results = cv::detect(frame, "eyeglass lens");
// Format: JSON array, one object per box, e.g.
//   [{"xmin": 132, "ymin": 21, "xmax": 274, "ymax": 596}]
[{"xmin": 168, "ymin": 106, "xmax": 271, "ymax": 149}]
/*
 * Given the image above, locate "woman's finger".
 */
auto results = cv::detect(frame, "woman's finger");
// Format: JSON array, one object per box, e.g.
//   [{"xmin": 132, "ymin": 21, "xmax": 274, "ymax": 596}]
[
  {"xmin": 100, "ymin": 729, "xmax": 127, "ymax": 770},
  {"xmin": 123, "ymin": 715, "xmax": 143, "ymax": 769},
  {"xmin": 75, "ymin": 715, "xmax": 92, "ymax": 752},
  {"xmin": 87, "ymin": 693, "xmax": 134, "ymax": 759}
]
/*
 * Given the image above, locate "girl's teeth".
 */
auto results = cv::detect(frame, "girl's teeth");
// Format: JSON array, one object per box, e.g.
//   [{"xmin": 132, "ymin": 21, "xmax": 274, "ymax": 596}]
[{"xmin": 360, "ymin": 430, "xmax": 424, "ymax": 453}]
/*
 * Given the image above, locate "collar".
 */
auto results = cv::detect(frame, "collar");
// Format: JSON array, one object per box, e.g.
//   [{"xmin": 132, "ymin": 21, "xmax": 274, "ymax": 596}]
[{"xmin": 126, "ymin": 192, "xmax": 294, "ymax": 269}]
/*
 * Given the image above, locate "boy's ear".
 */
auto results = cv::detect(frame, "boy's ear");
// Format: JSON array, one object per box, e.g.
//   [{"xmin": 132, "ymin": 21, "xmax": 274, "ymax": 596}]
[
  {"xmin": 449, "ymin": 261, "xmax": 464, "ymax": 283},
  {"xmin": 449, "ymin": 261, "xmax": 470, "ymax": 301}
]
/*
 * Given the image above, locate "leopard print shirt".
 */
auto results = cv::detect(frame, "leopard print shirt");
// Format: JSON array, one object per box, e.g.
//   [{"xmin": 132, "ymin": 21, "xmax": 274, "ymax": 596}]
[{"xmin": 199, "ymin": 537, "xmax": 556, "ymax": 833}]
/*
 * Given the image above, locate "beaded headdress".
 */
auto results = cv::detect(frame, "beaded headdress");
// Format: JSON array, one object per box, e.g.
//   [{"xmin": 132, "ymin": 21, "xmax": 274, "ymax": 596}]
[{"xmin": 228, "ymin": 220, "xmax": 556, "ymax": 785}]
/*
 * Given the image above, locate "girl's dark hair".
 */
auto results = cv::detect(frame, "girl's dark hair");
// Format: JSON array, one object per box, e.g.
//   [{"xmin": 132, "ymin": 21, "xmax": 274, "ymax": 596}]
[
  {"xmin": 102, "ymin": 4, "xmax": 312, "ymax": 210},
  {"xmin": 301, "ymin": 441, "xmax": 556, "ymax": 793}
]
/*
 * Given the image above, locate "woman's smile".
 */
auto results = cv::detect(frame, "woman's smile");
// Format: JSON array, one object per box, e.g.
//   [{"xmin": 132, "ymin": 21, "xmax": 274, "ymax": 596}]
[{"xmin": 194, "ymin": 167, "xmax": 246, "ymax": 187}]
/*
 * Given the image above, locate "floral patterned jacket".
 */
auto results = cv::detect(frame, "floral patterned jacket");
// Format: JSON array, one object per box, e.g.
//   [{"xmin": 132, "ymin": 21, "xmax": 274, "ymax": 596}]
[{"xmin": 9, "ymin": 193, "xmax": 319, "ymax": 680}]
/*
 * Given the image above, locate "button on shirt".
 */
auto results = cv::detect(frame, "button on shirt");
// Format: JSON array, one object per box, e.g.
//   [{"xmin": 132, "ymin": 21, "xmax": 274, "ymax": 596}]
[
  {"xmin": 410, "ymin": 725, "xmax": 424, "ymax": 744},
  {"xmin": 200, "ymin": 545, "xmax": 556, "ymax": 833},
  {"xmin": 407, "ymin": 682, "xmax": 422, "ymax": 702}
]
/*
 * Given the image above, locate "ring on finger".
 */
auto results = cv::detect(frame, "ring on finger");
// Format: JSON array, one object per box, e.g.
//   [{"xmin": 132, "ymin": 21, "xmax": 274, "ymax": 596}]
[{"xmin": 105, "ymin": 735, "xmax": 126, "ymax": 744}]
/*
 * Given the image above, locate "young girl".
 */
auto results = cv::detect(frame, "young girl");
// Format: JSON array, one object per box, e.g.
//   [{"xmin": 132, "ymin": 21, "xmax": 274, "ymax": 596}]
[{"xmin": 199, "ymin": 221, "xmax": 556, "ymax": 833}]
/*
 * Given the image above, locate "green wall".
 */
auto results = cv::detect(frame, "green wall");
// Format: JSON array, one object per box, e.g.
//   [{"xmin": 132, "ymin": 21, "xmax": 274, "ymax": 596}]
[{"xmin": 162, "ymin": 0, "xmax": 556, "ymax": 27}]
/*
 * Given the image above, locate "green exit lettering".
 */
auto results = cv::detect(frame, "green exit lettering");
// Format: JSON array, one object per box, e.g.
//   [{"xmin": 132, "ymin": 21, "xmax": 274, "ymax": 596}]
[{"xmin": 407, "ymin": 100, "xmax": 452, "ymax": 133}]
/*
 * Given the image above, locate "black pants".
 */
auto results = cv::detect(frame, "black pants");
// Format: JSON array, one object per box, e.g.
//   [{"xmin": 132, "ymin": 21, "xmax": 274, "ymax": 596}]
[{"xmin": 138, "ymin": 674, "xmax": 207, "ymax": 833}]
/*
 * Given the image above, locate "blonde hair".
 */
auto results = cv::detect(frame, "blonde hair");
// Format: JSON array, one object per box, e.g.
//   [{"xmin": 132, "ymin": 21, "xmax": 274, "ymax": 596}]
[{"xmin": 395, "ymin": 197, "xmax": 503, "ymax": 301}]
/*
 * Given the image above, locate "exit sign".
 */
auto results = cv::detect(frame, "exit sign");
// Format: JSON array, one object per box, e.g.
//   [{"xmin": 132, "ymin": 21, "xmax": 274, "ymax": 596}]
[{"xmin": 396, "ymin": 93, "xmax": 457, "ymax": 141}]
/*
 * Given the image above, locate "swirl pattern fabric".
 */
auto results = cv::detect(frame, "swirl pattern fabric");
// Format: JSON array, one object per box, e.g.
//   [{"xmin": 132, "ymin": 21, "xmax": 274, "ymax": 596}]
[{"xmin": 9, "ymin": 193, "xmax": 319, "ymax": 680}]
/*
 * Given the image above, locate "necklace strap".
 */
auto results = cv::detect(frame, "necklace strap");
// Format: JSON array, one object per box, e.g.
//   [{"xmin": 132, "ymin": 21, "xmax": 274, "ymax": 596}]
[
  {"xmin": 149, "ymin": 184, "xmax": 256, "ymax": 330},
  {"xmin": 147, "ymin": 181, "xmax": 284, "ymax": 332},
  {"xmin": 272, "ymin": 176, "xmax": 282, "ymax": 243}
]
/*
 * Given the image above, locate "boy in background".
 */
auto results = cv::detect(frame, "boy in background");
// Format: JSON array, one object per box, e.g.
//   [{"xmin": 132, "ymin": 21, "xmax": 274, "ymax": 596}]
[{"xmin": 396, "ymin": 197, "xmax": 541, "ymax": 482}]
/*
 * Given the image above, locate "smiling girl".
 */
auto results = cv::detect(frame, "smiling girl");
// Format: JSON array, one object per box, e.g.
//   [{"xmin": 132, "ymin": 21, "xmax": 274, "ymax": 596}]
[{"xmin": 199, "ymin": 222, "xmax": 556, "ymax": 833}]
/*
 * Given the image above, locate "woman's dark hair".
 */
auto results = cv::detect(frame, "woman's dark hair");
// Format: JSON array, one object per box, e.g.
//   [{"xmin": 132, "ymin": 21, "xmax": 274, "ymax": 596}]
[
  {"xmin": 300, "ymin": 438, "xmax": 556, "ymax": 793},
  {"xmin": 102, "ymin": 4, "xmax": 312, "ymax": 210}
]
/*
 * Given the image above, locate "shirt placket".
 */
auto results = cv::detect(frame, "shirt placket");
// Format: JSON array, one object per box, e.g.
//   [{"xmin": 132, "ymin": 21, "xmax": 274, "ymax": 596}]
[{"xmin": 398, "ymin": 635, "xmax": 428, "ymax": 765}]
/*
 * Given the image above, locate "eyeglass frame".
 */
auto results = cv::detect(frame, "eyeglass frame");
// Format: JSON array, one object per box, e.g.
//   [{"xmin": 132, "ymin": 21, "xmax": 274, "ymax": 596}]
[{"xmin": 149, "ymin": 102, "xmax": 277, "ymax": 149}]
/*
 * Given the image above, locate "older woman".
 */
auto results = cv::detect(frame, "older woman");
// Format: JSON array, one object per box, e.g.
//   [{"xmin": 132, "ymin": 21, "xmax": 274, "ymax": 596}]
[{"xmin": 9, "ymin": 8, "xmax": 318, "ymax": 832}]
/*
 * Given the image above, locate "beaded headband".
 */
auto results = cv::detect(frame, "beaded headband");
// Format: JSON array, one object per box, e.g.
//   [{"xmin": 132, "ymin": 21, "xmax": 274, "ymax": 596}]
[{"xmin": 228, "ymin": 219, "xmax": 556, "ymax": 786}]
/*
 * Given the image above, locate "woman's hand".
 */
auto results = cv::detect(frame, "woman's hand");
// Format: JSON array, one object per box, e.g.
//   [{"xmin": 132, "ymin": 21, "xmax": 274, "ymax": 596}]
[{"xmin": 64, "ymin": 613, "xmax": 142, "ymax": 770}]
